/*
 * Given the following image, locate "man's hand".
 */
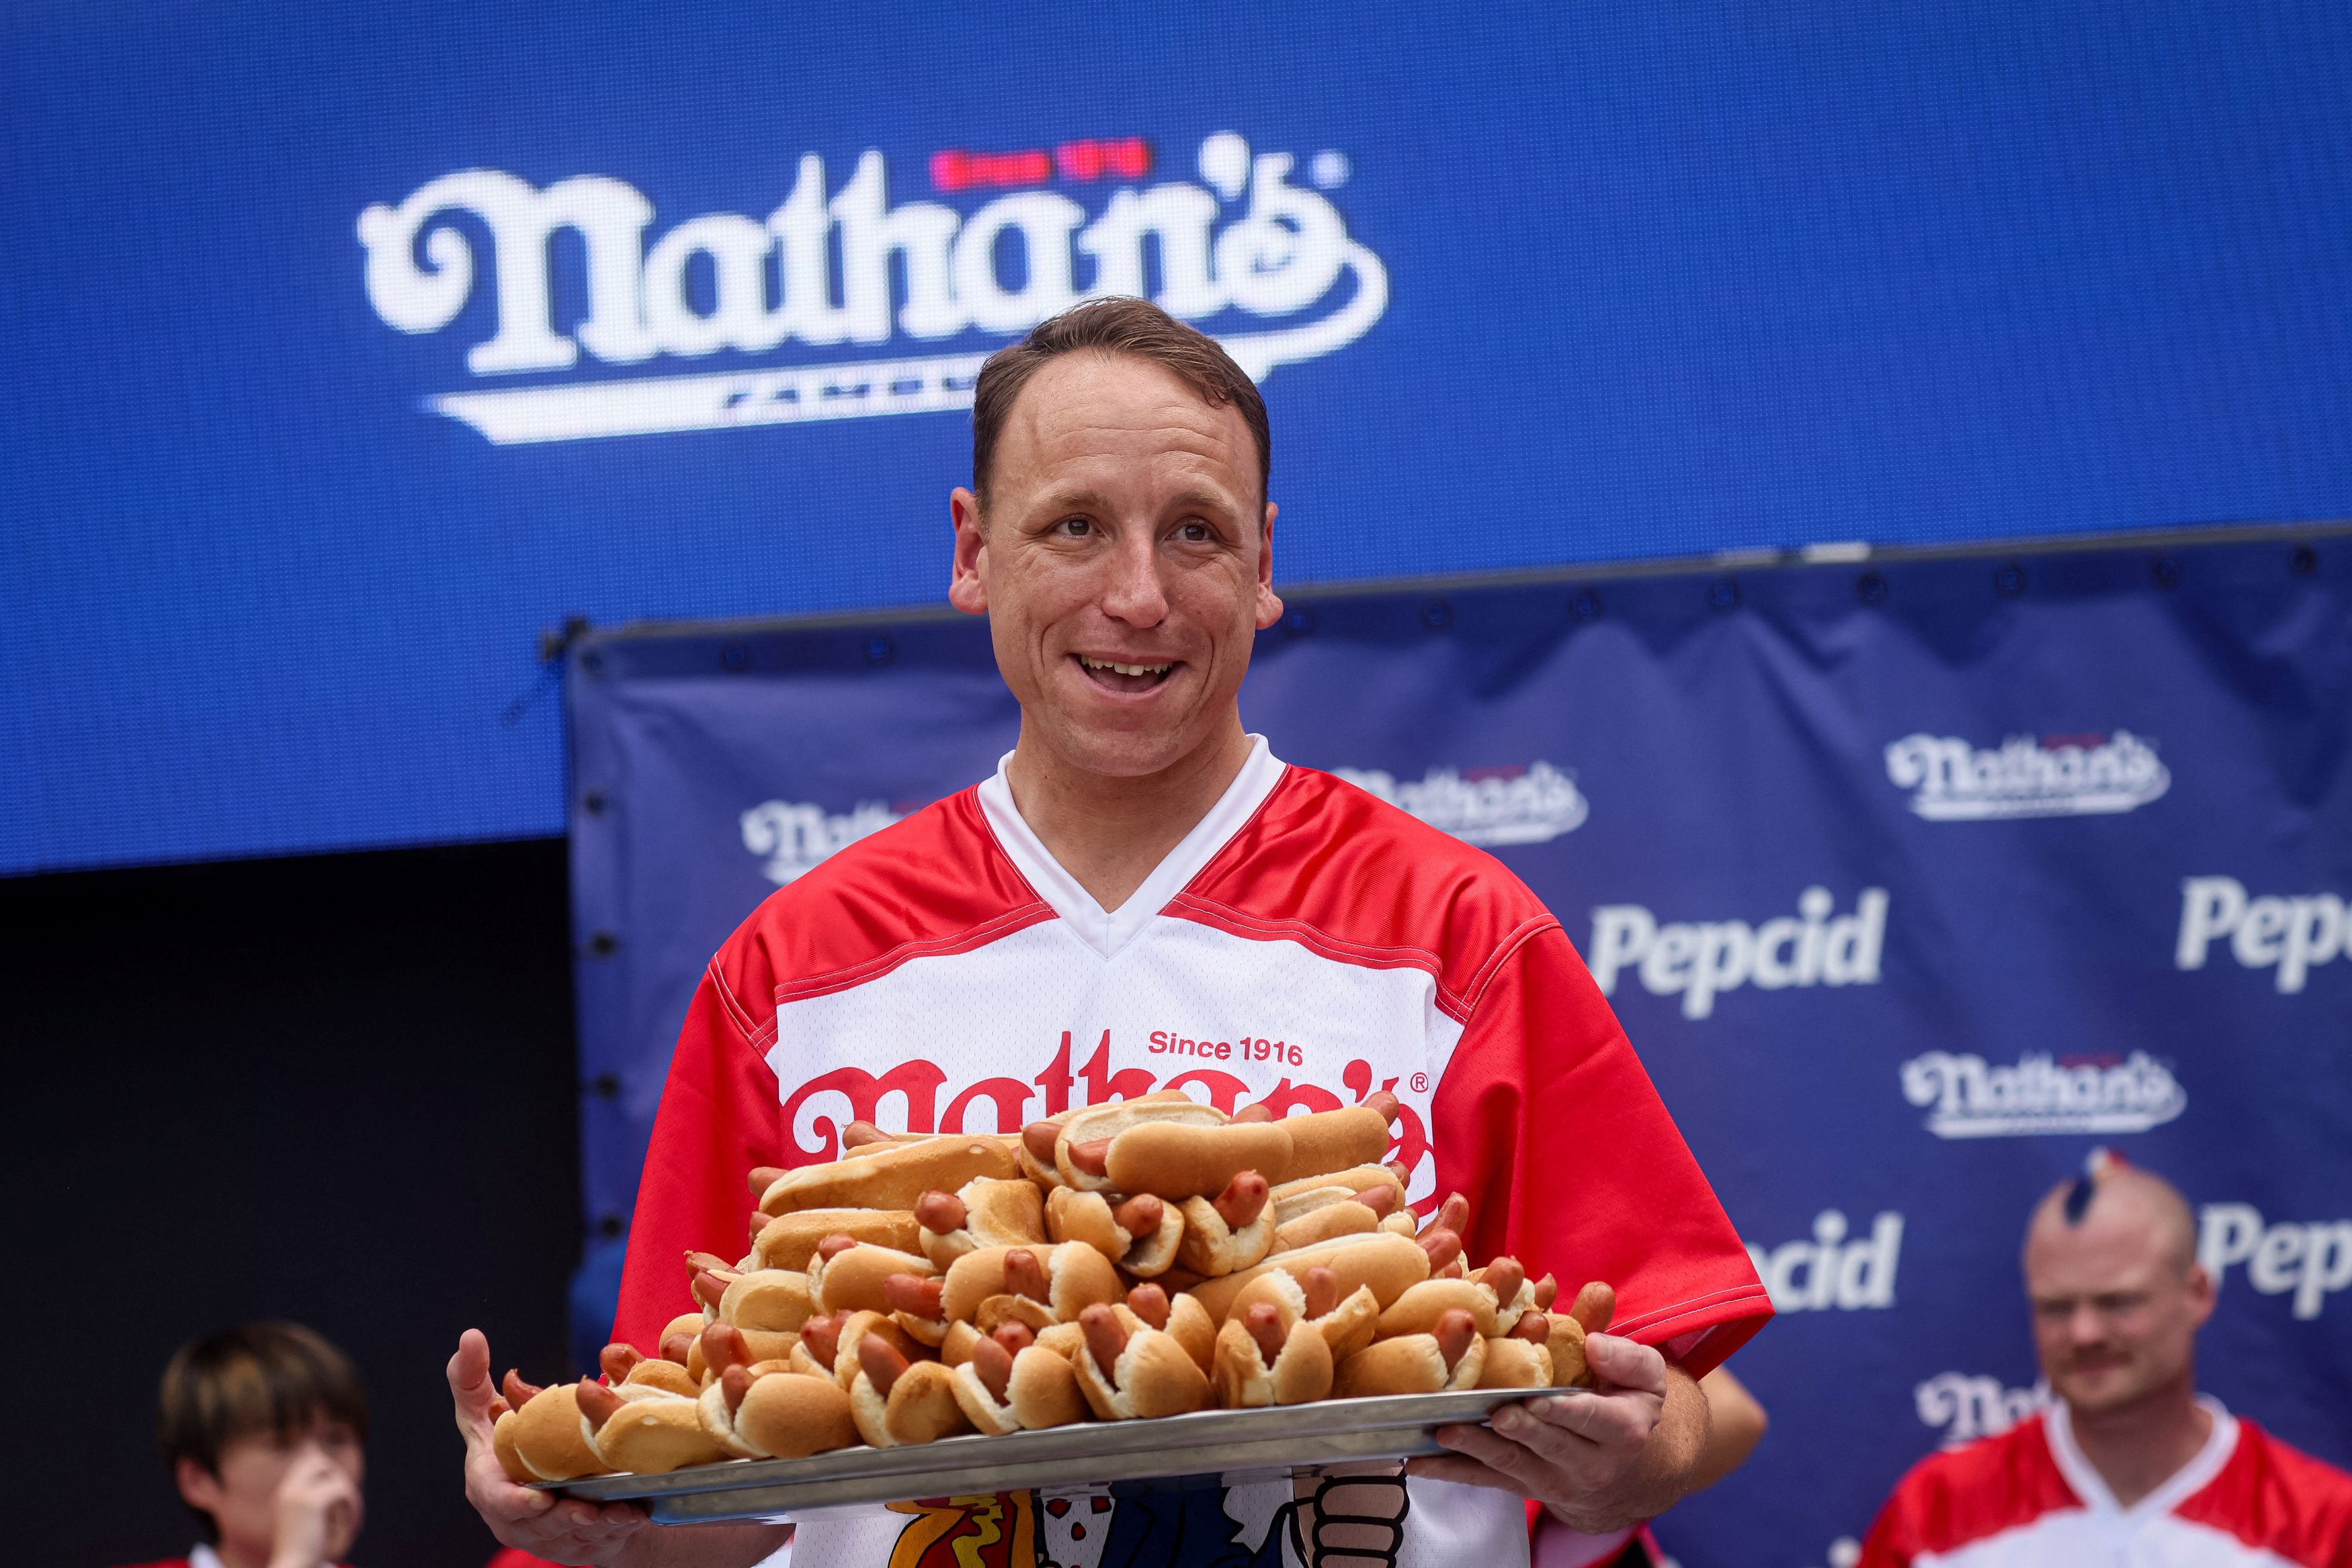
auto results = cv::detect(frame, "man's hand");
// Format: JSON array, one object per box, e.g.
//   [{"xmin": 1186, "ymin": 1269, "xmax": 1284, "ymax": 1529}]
[
  {"xmin": 1403, "ymin": 1334, "xmax": 1707, "ymax": 1535},
  {"xmin": 267, "ymin": 1444, "xmax": 362, "ymax": 1568},
  {"xmin": 450, "ymin": 1329, "xmax": 652, "ymax": 1567}
]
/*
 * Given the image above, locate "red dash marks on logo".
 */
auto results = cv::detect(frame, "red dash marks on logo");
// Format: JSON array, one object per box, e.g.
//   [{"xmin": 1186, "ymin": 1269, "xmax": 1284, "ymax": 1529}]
[{"xmin": 930, "ymin": 137, "xmax": 1152, "ymax": 192}]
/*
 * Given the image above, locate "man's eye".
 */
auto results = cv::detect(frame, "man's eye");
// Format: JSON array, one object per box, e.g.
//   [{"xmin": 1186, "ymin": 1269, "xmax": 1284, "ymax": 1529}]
[
  {"xmin": 1179, "ymin": 521, "xmax": 1211, "ymax": 542},
  {"xmin": 1058, "ymin": 517, "xmax": 1093, "ymax": 537}
]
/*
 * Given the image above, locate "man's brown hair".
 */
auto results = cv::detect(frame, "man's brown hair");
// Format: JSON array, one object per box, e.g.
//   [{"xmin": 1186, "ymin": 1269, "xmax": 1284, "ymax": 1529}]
[
  {"xmin": 159, "ymin": 1321, "xmax": 369, "ymax": 1537},
  {"xmin": 970, "ymin": 296, "xmax": 1271, "ymax": 508}
]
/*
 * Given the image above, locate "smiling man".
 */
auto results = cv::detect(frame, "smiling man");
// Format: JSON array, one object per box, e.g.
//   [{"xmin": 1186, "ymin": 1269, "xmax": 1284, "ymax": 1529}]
[
  {"xmin": 449, "ymin": 297, "xmax": 1770, "ymax": 1568},
  {"xmin": 1860, "ymin": 1155, "xmax": 2352, "ymax": 1567}
]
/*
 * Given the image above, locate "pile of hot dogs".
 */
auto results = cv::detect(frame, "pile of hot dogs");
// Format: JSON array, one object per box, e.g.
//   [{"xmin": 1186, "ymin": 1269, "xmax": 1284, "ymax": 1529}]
[{"xmin": 493, "ymin": 1092, "xmax": 1618, "ymax": 1481}]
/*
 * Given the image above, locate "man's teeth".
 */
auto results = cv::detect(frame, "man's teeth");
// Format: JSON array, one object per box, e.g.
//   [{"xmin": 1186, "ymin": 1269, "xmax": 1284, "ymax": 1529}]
[{"xmin": 1081, "ymin": 656, "xmax": 1172, "ymax": 677}]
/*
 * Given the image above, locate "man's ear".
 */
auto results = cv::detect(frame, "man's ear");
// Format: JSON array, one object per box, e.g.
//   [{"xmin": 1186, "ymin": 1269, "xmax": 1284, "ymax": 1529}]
[
  {"xmin": 176, "ymin": 1455, "xmax": 224, "ymax": 1517},
  {"xmin": 948, "ymin": 486, "xmax": 989, "ymax": 615},
  {"xmin": 1253, "ymin": 500, "xmax": 1284, "ymax": 630}
]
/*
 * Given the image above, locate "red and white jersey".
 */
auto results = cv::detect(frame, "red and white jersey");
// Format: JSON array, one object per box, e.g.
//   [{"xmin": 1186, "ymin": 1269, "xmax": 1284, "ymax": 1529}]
[
  {"xmin": 615, "ymin": 739, "xmax": 1769, "ymax": 1568},
  {"xmin": 1861, "ymin": 1400, "xmax": 2352, "ymax": 1568}
]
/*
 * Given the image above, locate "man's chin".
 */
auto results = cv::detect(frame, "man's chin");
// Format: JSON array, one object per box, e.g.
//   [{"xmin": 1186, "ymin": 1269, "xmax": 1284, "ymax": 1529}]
[{"xmin": 2056, "ymin": 1366, "xmax": 2146, "ymax": 1415}]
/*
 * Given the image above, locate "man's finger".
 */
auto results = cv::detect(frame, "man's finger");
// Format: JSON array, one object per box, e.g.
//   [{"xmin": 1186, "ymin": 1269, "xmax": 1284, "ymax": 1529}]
[
  {"xmin": 1402, "ymin": 1454, "xmax": 1525, "ymax": 1494},
  {"xmin": 1487, "ymin": 1399, "xmax": 1606, "ymax": 1470},
  {"xmin": 1581, "ymin": 1332, "xmax": 1667, "ymax": 1395},
  {"xmin": 1521, "ymin": 1389, "xmax": 1656, "ymax": 1447},
  {"xmin": 450, "ymin": 1328, "xmax": 497, "ymax": 1442},
  {"xmin": 1431, "ymin": 1420, "xmax": 1555, "ymax": 1493}
]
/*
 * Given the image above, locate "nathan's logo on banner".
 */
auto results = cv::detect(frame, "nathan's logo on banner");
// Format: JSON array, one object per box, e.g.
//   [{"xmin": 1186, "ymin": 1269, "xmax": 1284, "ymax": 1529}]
[
  {"xmin": 1588, "ymin": 887, "xmax": 1887, "ymax": 1019},
  {"xmin": 2176, "ymin": 876, "xmax": 2347, "ymax": 994},
  {"xmin": 1914, "ymin": 1373, "xmax": 2050, "ymax": 1447},
  {"xmin": 1883, "ymin": 730, "xmax": 2169, "ymax": 820},
  {"xmin": 741, "ymin": 798, "xmax": 902, "ymax": 884},
  {"xmin": 1742, "ymin": 1210, "xmax": 1902, "ymax": 1313},
  {"xmin": 1332, "ymin": 762, "xmax": 1588, "ymax": 846},
  {"xmin": 2199, "ymin": 1203, "xmax": 2352, "ymax": 1321},
  {"xmin": 1900, "ymin": 1050, "xmax": 2186, "ymax": 1139},
  {"xmin": 357, "ymin": 132, "xmax": 1388, "ymax": 445}
]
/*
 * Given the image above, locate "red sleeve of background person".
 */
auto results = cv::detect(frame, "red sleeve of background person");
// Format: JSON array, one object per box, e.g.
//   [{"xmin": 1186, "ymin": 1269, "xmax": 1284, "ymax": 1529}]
[
  {"xmin": 1429, "ymin": 923, "xmax": 1771, "ymax": 1375},
  {"xmin": 2174, "ymin": 1420, "xmax": 2352, "ymax": 1568}
]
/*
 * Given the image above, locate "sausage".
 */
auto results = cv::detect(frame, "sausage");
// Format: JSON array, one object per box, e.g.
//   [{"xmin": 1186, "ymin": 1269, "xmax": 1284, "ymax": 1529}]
[
  {"xmin": 1432, "ymin": 1308, "xmax": 1477, "ymax": 1372},
  {"xmin": 747, "ymin": 1166, "xmax": 786, "ymax": 1197},
  {"xmin": 750, "ymin": 1209, "xmax": 771, "ymax": 1246},
  {"xmin": 1352, "ymin": 1184, "xmax": 1398, "ymax": 1219},
  {"xmin": 721, "ymin": 1362, "xmax": 754, "ymax": 1416},
  {"xmin": 502, "ymin": 1370, "xmax": 543, "ymax": 1408},
  {"xmin": 1067, "ymin": 1138, "xmax": 1112, "ymax": 1178},
  {"xmin": 915, "ymin": 1190, "xmax": 968, "ymax": 1233},
  {"xmin": 971, "ymin": 1335, "xmax": 1015, "ymax": 1402},
  {"xmin": 800, "ymin": 1315, "xmax": 841, "ymax": 1365},
  {"xmin": 843, "ymin": 1120, "xmax": 893, "ymax": 1149},
  {"xmin": 1212, "ymin": 1171, "xmax": 1270, "ymax": 1229},
  {"xmin": 1362, "ymin": 1090, "xmax": 1400, "ymax": 1125},
  {"xmin": 1417, "ymin": 1228, "xmax": 1464, "ymax": 1272},
  {"xmin": 882, "ymin": 1273, "xmax": 945, "ymax": 1318},
  {"xmin": 1112, "ymin": 1193, "xmax": 1164, "ymax": 1237},
  {"xmin": 1424, "ymin": 1192, "xmax": 1470, "ymax": 1237},
  {"xmin": 691, "ymin": 1269, "xmax": 730, "ymax": 1311},
  {"xmin": 1003, "ymin": 1248, "xmax": 1049, "ymax": 1303},
  {"xmin": 685, "ymin": 1250, "xmax": 735, "ymax": 1276},
  {"xmin": 857, "ymin": 1334, "xmax": 909, "ymax": 1396},
  {"xmin": 1230, "ymin": 1102, "xmax": 1277, "ymax": 1123},
  {"xmin": 1483, "ymin": 1258, "xmax": 1525, "ymax": 1305},
  {"xmin": 1301, "ymin": 1266, "xmax": 1340, "ymax": 1321},
  {"xmin": 1533, "ymin": 1272, "xmax": 1559, "ymax": 1311},
  {"xmin": 1385, "ymin": 1159, "xmax": 1412, "ymax": 1183},
  {"xmin": 660, "ymin": 1331, "xmax": 696, "ymax": 1366},
  {"xmin": 598, "ymin": 1344, "xmax": 643, "ymax": 1383},
  {"xmin": 1079, "ymin": 1303, "xmax": 1129, "ymax": 1379},
  {"xmin": 575, "ymin": 1378, "xmax": 625, "ymax": 1430},
  {"xmin": 1509, "ymin": 1309, "xmax": 1550, "ymax": 1344},
  {"xmin": 816, "ymin": 1233, "xmax": 860, "ymax": 1263},
  {"xmin": 1021, "ymin": 1121, "xmax": 1062, "ymax": 1163},
  {"xmin": 990, "ymin": 1321, "xmax": 1036, "ymax": 1355},
  {"xmin": 1125, "ymin": 1283, "xmax": 1171, "ymax": 1331},
  {"xmin": 1570, "ymin": 1281, "xmax": 1615, "ymax": 1334},
  {"xmin": 1242, "ymin": 1302, "xmax": 1286, "ymax": 1365},
  {"xmin": 702, "ymin": 1322, "xmax": 749, "ymax": 1378}
]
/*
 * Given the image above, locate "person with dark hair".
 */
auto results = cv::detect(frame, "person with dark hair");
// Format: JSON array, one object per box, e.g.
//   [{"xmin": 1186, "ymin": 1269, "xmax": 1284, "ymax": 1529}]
[
  {"xmin": 1860, "ymin": 1154, "xmax": 2352, "ymax": 1567},
  {"xmin": 452, "ymin": 294, "xmax": 1771, "ymax": 1567},
  {"xmin": 120, "ymin": 1322, "xmax": 369, "ymax": 1568}
]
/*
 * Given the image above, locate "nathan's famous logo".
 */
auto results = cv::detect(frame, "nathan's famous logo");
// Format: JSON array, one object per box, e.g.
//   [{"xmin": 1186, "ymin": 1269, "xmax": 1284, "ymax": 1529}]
[
  {"xmin": 2176, "ymin": 875, "xmax": 2347, "ymax": 995},
  {"xmin": 1884, "ymin": 730, "xmax": 2169, "ymax": 820},
  {"xmin": 1333, "ymin": 763, "xmax": 1588, "ymax": 847},
  {"xmin": 1742, "ymin": 1209, "xmax": 1903, "ymax": 1313},
  {"xmin": 1588, "ymin": 886, "xmax": 1888, "ymax": 1020},
  {"xmin": 1914, "ymin": 1372, "xmax": 2050, "ymax": 1447},
  {"xmin": 358, "ymin": 132, "xmax": 1388, "ymax": 445},
  {"xmin": 1900, "ymin": 1050, "xmax": 2185, "ymax": 1139},
  {"xmin": 742, "ymin": 797, "xmax": 903, "ymax": 884},
  {"xmin": 2200, "ymin": 1203, "xmax": 2352, "ymax": 1321}
]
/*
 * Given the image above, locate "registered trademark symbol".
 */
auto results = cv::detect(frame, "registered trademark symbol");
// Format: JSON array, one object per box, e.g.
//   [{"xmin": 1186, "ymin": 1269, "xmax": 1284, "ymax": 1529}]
[
  {"xmin": 1410, "ymin": 1072, "xmax": 1430, "ymax": 1093},
  {"xmin": 1310, "ymin": 150, "xmax": 1351, "ymax": 189}
]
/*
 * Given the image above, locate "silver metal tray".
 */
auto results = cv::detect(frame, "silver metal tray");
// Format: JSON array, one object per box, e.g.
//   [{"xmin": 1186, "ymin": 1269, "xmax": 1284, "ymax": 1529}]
[{"xmin": 544, "ymin": 1387, "xmax": 1562, "ymax": 1522}]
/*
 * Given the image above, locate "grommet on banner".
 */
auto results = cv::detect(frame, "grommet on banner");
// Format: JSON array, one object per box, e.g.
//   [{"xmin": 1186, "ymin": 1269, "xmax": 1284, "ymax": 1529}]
[
  {"xmin": 1282, "ymin": 606, "xmax": 1316, "ymax": 636},
  {"xmin": 2152, "ymin": 556, "xmax": 2183, "ymax": 588},
  {"xmin": 720, "ymin": 643, "xmax": 751, "ymax": 672},
  {"xmin": 2290, "ymin": 545, "xmax": 2318, "ymax": 577},
  {"xmin": 1419, "ymin": 599, "xmax": 1452, "ymax": 629},
  {"xmin": 1568, "ymin": 589, "xmax": 1602, "ymax": 622},
  {"xmin": 587, "ymin": 930, "xmax": 618, "ymax": 957},
  {"xmin": 1856, "ymin": 572, "xmax": 1889, "ymax": 605},
  {"xmin": 1993, "ymin": 562, "xmax": 2029, "ymax": 597},
  {"xmin": 590, "ymin": 1072, "xmax": 620, "ymax": 1099},
  {"xmin": 581, "ymin": 789, "xmax": 608, "ymax": 816},
  {"xmin": 864, "ymin": 634, "xmax": 894, "ymax": 665},
  {"xmin": 1707, "ymin": 578, "xmax": 1740, "ymax": 611},
  {"xmin": 598, "ymin": 1214, "xmax": 625, "ymax": 1240}
]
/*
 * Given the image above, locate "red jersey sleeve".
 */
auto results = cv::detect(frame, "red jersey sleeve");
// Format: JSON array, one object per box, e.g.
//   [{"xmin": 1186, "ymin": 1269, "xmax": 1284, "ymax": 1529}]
[
  {"xmin": 610, "ymin": 963, "xmax": 782, "ymax": 1354},
  {"xmin": 1429, "ymin": 924, "xmax": 1770, "ymax": 1376}
]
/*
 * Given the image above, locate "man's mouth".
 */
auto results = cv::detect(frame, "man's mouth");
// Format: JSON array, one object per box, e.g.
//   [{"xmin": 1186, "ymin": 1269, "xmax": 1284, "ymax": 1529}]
[{"xmin": 1075, "ymin": 654, "xmax": 1177, "ymax": 693}]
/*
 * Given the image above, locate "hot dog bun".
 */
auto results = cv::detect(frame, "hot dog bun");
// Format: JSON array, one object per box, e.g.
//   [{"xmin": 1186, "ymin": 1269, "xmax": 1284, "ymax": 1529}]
[
  {"xmin": 1220, "ymin": 1270, "xmax": 1382, "ymax": 1362},
  {"xmin": 1475, "ymin": 1336, "xmax": 1553, "ymax": 1390},
  {"xmin": 507, "ymin": 1383, "xmax": 610, "ymax": 1480},
  {"xmin": 491, "ymin": 1409, "xmax": 533, "ymax": 1483},
  {"xmin": 1374, "ymin": 1278, "xmax": 1502, "ymax": 1340},
  {"xmin": 752, "ymin": 1209, "xmax": 920, "ymax": 1272},
  {"xmin": 1044, "ymin": 1186, "xmax": 1187, "ymax": 1276},
  {"xmin": 1104, "ymin": 1121, "xmax": 1294, "ymax": 1203},
  {"xmin": 1333, "ymin": 1321, "xmax": 1486, "ymax": 1398},
  {"xmin": 1269, "ymin": 1164, "xmax": 1406, "ymax": 1213},
  {"xmin": 621, "ymin": 1358, "xmax": 700, "ymax": 1399},
  {"xmin": 718, "ymin": 1269, "xmax": 816, "ymax": 1334},
  {"xmin": 1186, "ymin": 1230, "xmax": 1430, "ymax": 1323},
  {"xmin": 1175, "ymin": 1180, "xmax": 1277, "ymax": 1277},
  {"xmin": 1070, "ymin": 1307, "xmax": 1212, "ymax": 1421},
  {"xmin": 940, "ymin": 1242, "xmax": 1122, "ymax": 1325},
  {"xmin": 808, "ymin": 1244, "xmax": 935, "ymax": 1316},
  {"xmin": 1052, "ymin": 1100, "xmax": 1229, "ymax": 1192},
  {"xmin": 1211, "ymin": 1314, "xmax": 1334, "ymax": 1408},
  {"xmin": 916, "ymin": 1177, "xmax": 1048, "ymax": 1269},
  {"xmin": 734, "ymin": 1370, "xmax": 859, "ymax": 1458},
  {"xmin": 759, "ymin": 1136, "xmax": 1020, "ymax": 1216},
  {"xmin": 849, "ymin": 1355, "xmax": 971, "ymax": 1447},
  {"xmin": 1261, "ymin": 1101, "xmax": 1396, "ymax": 1184},
  {"xmin": 581, "ymin": 1387, "xmax": 726, "ymax": 1474},
  {"xmin": 950, "ymin": 1343, "xmax": 1088, "ymax": 1436}
]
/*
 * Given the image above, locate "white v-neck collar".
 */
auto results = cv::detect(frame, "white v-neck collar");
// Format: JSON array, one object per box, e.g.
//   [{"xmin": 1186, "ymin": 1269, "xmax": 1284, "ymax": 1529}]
[
  {"xmin": 976, "ymin": 735, "xmax": 1287, "ymax": 958},
  {"xmin": 2046, "ymin": 1394, "xmax": 2238, "ymax": 1524}
]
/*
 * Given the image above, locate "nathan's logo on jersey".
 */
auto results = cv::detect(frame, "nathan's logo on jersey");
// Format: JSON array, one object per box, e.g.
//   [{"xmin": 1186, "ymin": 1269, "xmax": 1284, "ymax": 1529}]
[
  {"xmin": 1900, "ymin": 1050, "xmax": 2185, "ymax": 1139},
  {"xmin": 1914, "ymin": 1373, "xmax": 2050, "ymax": 1447},
  {"xmin": 1588, "ymin": 887, "xmax": 1887, "ymax": 1019},
  {"xmin": 1884, "ymin": 730, "xmax": 2169, "ymax": 820},
  {"xmin": 2200, "ymin": 1203, "xmax": 2352, "ymax": 1321},
  {"xmin": 1331, "ymin": 762, "xmax": 1588, "ymax": 846},
  {"xmin": 740, "ymin": 797, "xmax": 904, "ymax": 884},
  {"xmin": 2176, "ymin": 876, "xmax": 2347, "ymax": 994},
  {"xmin": 358, "ymin": 132, "xmax": 1388, "ymax": 445},
  {"xmin": 1743, "ymin": 1210, "xmax": 1902, "ymax": 1313},
  {"xmin": 780, "ymin": 1029, "xmax": 1434, "ymax": 1196}
]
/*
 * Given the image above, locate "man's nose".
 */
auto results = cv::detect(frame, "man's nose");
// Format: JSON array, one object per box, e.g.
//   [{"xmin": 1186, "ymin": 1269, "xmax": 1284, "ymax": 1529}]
[
  {"xmin": 1099, "ymin": 525, "xmax": 1169, "ymax": 626},
  {"xmin": 2068, "ymin": 1303, "xmax": 2109, "ymax": 1343}
]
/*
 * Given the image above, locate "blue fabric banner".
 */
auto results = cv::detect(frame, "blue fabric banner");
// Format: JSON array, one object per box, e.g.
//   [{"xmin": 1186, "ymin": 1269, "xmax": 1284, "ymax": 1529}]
[{"xmin": 567, "ymin": 529, "xmax": 2349, "ymax": 1563}]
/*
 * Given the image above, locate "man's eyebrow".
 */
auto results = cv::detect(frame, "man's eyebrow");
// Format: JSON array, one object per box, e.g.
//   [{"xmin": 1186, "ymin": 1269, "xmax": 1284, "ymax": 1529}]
[{"xmin": 1028, "ymin": 484, "xmax": 1246, "ymax": 517}]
